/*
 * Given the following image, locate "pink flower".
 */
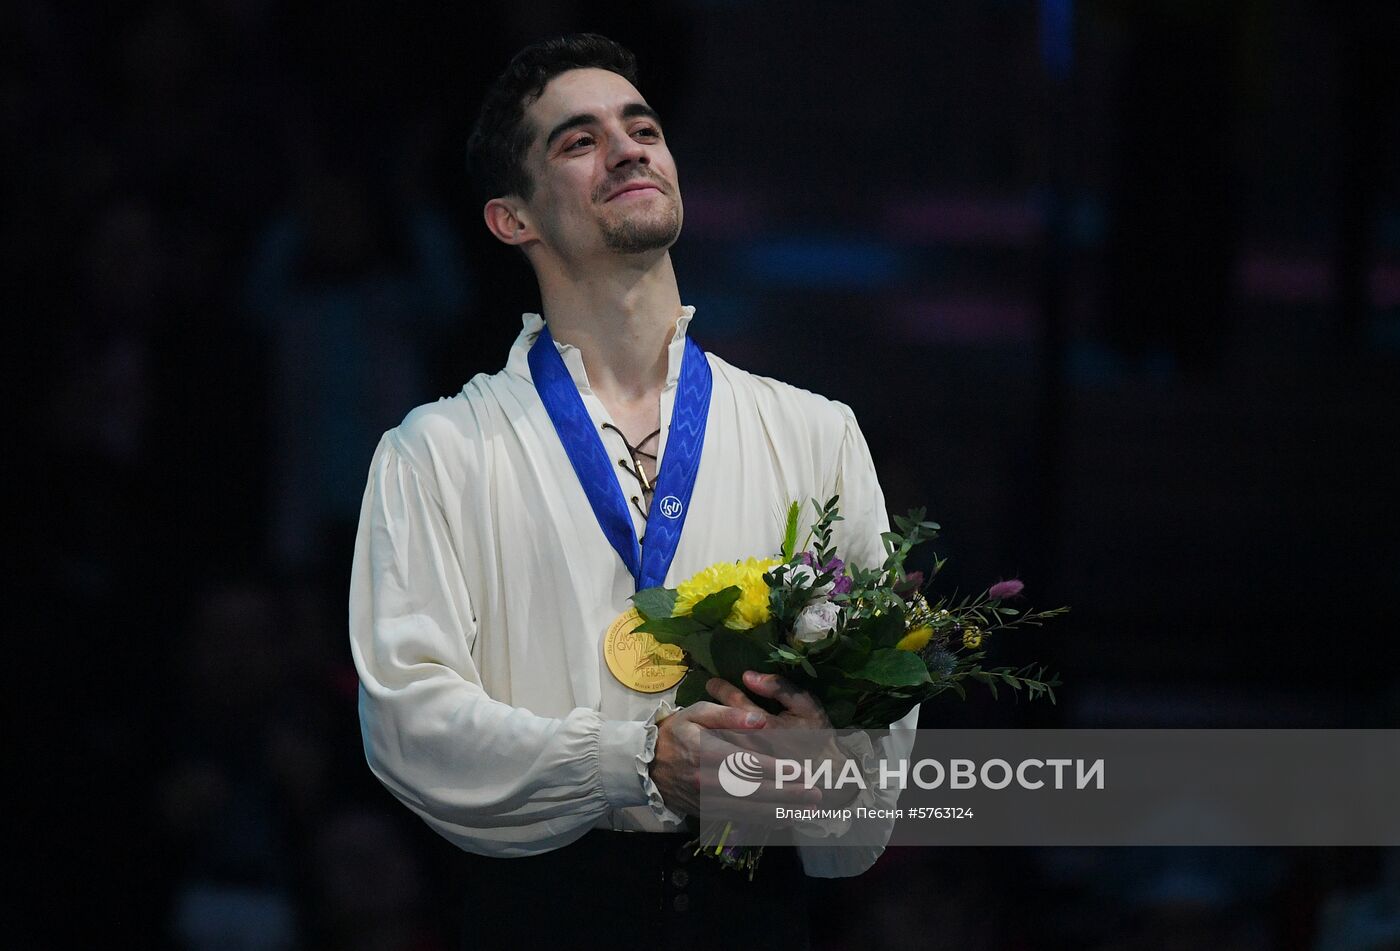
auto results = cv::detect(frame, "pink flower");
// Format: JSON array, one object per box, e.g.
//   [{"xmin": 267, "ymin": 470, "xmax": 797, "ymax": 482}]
[
  {"xmin": 988, "ymin": 579, "xmax": 1024, "ymax": 600},
  {"xmin": 895, "ymin": 571, "xmax": 924, "ymax": 603}
]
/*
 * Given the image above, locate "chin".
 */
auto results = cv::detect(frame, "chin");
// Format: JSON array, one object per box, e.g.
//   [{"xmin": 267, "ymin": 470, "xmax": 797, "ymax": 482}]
[{"xmin": 600, "ymin": 206, "xmax": 682, "ymax": 254}]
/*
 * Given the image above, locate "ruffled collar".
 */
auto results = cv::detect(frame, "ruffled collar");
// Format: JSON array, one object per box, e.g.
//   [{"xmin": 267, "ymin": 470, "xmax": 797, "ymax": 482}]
[{"xmin": 505, "ymin": 305, "xmax": 697, "ymax": 393}]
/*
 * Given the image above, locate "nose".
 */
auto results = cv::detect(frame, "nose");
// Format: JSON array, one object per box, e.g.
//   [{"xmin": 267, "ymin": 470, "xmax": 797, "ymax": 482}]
[{"xmin": 606, "ymin": 125, "xmax": 649, "ymax": 170}]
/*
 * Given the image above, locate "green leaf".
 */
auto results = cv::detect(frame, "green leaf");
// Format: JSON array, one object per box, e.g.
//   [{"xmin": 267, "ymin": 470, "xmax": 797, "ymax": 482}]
[
  {"xmin": 710, "ymin": 628, "xmax": 782, "ymax": 713},
  {"xmin": 711, "ymin": 628, "xmax": 776, "ymax": 683},
  {"xmin": 847, "ymin": 648, "xmax": 931, "ymax": 687},
  {"xmin": 743, "ymin": 619, "xmax": 780, "ymax": 646},
  {"xmin": 860, "ymin": 608, "xmax": 908, "ymax": 650},
  {"xmin": 632, "ymin": 587, "xmax": 677, "ymax": 620},
  {"xmin": 827, "ymin": 636, "xmax": 872, "ymax": 675},
  {"xmin": 634, "ymin": 614, "xmax": 706, "ymax": 647},
  {"xmin": 683, "ymin": 628, "xmax": 717, "ymax": 674},
  {"xmin": 675, "ymin": 667, "xmax": 712, "ymax": 707},
  {"xmin": 824, "ymin": 698, "xmax": 856, "ymax": 729},
  {"xmin": 692, "ymin": 586, "xmax": 742, "ymax": 627},
  {"xmin": 852, "ymin": 694, "xmax": 922, "ymax": 729}
]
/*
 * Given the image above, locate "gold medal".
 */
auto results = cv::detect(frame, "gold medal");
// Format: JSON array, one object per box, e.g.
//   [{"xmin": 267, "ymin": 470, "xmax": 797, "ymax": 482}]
[{"xmin": 603, "ymin": 607, "xmax": 687, "ymax": 693}]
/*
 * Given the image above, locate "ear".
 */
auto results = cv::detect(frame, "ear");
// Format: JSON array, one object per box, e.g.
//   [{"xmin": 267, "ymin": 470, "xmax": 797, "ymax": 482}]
[{"xmin": 484, "ymin": 197, "xmax": 534, "ymax": 247}]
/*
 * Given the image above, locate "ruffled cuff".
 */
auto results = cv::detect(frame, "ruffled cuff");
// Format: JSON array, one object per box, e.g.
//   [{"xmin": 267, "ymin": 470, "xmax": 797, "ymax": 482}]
[{"xmin": 638, "ymin": 699, "xmax": 686, "ymax": 824}]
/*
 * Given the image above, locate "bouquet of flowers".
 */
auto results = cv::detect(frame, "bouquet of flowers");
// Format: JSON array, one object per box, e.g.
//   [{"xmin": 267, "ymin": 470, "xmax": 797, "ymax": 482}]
[{"xmin": 632, "ymin": 496, "xmax": 1067, "ymax": 874}]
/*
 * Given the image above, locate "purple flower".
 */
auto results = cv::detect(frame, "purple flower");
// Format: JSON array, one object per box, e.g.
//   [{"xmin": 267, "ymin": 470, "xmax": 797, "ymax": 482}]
[
  {"xmin": 800, "ymin": 551, "xmax": 849, "ymax": 593},
  {"xmin": 988, "ymin": 579, "xmax": 1024, "ymax": 600},
  {"xmin": 800, "ymin": 551, "xmax": 843, "ymax": 574}
]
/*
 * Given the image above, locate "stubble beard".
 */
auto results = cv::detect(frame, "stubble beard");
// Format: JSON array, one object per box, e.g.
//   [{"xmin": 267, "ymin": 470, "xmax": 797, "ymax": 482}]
[{"xmin": 599, "ymin": 195, "xmax": 682, "ymax": 254}]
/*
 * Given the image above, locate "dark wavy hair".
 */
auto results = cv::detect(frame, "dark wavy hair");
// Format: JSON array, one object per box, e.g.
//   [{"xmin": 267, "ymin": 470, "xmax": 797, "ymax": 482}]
[{"xmin": 466, "ymin": 34, "xmax": 640, "ymax": 205}]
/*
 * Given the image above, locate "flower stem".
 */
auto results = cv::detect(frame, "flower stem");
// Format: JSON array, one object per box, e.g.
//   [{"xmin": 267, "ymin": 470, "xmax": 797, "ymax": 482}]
[{"xmin": 714, "ymin": 821, "xmax": 732, "ymax": 855}]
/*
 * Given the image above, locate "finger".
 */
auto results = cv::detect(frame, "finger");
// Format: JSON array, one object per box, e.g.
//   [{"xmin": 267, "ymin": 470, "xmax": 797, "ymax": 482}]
[
  {"xmin": 743, "ymin": 671, "xmax": 824, "ymax": 720},
  {"xmin": 689, "ymin": 732, "xmax": 785, "ymax": 775},
  {"xmin": 706, "ymin": 677, "xmax": 767, "ymax": 716},
  {"xmin": 723, "ymin": 725, "xmax": 838, "ymax": 764},
  {"xmin": 685, "ymin": 700, "xmax": 767, "ymax": 730}
]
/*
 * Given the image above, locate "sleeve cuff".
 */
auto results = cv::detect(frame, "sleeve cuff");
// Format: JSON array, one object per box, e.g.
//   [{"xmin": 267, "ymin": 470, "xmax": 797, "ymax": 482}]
[
  {"xmin": 596, "ymin": 701, "xmax": 685, "ymax": 824},
  {"xmin": 638, "ymin": 700, "xmax": 685, "ymax": 823}
]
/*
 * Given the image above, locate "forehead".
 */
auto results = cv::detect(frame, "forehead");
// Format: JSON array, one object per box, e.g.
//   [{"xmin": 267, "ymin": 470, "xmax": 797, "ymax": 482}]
[{"xmin": 526, "ymin": 67, "xmax": 649, "ymax": 140}]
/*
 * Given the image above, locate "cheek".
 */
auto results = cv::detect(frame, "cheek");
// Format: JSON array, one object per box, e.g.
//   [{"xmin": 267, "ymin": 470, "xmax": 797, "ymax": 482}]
[
  {"xmin": 560, "ymin": 172, "xmax": 603, "ymax": 215},
  {"xmin": 656, "ymin": 149, "xmax": 679, "ymax": 182}
]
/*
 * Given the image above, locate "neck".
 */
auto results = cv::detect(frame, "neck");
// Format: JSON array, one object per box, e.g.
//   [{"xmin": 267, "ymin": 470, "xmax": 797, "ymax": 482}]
[{"xmin": 534, "ymin": 251, "xmax": 684, "ymax": 403}]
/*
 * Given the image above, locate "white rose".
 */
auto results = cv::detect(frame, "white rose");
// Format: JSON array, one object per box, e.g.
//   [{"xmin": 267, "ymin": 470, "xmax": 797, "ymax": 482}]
[{"xmin": 792, "ymin": 600, "xmax": 840, "ymax": 644}]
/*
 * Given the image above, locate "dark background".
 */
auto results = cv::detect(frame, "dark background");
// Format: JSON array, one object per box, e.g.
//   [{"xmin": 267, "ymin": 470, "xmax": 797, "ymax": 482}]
[{"xmin": 14, "ymin": 0, "xmax": 1400, "ymax": 947}]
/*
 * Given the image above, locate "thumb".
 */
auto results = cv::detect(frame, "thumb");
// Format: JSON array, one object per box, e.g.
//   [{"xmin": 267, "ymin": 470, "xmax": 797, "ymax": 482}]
[
  {"xmin": 744, "ymin": 670, "xmax": 822, "ymax": 719},
  {"xmin": 743, "ymin": 670, "xmax": 778, "ymax": 694}
]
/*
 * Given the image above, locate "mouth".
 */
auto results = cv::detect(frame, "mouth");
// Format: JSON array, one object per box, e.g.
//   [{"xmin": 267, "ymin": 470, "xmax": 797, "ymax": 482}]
[{"xmin": 605, "ymin": 182, "xmax": 664, "ymax": 202}]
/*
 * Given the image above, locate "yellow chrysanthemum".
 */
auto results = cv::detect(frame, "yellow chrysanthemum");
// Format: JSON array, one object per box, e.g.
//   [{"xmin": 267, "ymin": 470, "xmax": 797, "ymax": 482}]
[
  {"xmin": 674, "ymin": 557, "xmax": 782, "ymax": 630},
  {"xmin": 961, "ymin": 627, "xmax": 983, "ymax": 650},
  {"xmin": 895, "ymin": 625, "xmax": 933, "ymax": 653}
]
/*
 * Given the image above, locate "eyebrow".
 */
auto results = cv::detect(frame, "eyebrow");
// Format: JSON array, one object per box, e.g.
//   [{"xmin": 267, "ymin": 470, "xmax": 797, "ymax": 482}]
[{"xmin": 543, "ymin": 102, "xmax": 663, "ymax": 151}]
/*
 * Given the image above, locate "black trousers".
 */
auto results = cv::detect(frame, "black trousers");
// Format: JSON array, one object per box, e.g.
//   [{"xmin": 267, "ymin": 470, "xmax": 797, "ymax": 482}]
[{"xmin": 460, "ymin": 829, "xmax": 810, "ymax": 951}]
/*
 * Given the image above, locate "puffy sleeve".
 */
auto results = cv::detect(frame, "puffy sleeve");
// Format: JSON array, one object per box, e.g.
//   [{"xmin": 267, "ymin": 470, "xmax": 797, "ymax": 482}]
[
  {"xmin": 797, "ymin": 405, "xmax": 921, "ymax": 878},
  {"xmin": 348, "ymin": 433, "xmax": 656, "ymax": 857},
  {"xmin": 824, "ymin": 403, "xmax": 892, "ymax": 573}
]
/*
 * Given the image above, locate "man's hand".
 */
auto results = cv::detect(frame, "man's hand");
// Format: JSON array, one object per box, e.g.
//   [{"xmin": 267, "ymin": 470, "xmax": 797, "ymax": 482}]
[
  {"xmin": 649, "ymin": 700, "xmax": 766, "ymax": 818},
  {"xmin": 650, "ymin": 696, "xmax": 827, "ymax": 819},
  {"xmin": 707, "ymin": 671, "xmax": 831, "ymax": 731},
  {"xmin": 707, "ymin": 671, "xmax": 863, "ymax": 808}
]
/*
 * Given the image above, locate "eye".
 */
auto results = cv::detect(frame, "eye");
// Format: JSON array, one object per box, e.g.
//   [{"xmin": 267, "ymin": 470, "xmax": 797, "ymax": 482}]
[
  {"xmin": 565, "ymin": 135, "xmax": 594, "ymax": 151},
  {"xmin": 634, "ymin": 125, "xmax": 660, "ymax": 139}
]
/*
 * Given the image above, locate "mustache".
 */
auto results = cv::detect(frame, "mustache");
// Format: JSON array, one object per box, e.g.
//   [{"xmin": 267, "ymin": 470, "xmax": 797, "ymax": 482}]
[{"xmin": 598, "ymin": 174, "xmax": 667, "ymax": 201}]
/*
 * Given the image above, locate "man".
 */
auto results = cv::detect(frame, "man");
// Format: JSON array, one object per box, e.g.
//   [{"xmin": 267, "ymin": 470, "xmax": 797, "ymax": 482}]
[{"xmin": 349, "ymin": 33, "xmax": 916, "ymax": 950}]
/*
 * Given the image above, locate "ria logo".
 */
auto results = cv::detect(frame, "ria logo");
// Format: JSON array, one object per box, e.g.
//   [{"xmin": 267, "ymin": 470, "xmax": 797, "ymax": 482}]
[
  {"xmin": 717, "ymin": 750, "xmax": 765, "ymax": 798},
  {"xmin": 659, "ymin": 495, "xmax": 683, "ymax": 519}
]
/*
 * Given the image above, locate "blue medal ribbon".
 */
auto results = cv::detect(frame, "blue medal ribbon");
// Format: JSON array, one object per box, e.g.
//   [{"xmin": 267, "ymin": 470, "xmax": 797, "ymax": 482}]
[{"xmin": 528, "ymin": 323, "xmax": 712, "ymax": 590}]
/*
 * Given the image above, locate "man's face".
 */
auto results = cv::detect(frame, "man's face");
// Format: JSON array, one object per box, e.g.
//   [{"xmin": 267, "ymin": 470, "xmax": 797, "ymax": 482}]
[{"xmin": 518, "ymin": 67, "xmax": 682, "ymax": 258}]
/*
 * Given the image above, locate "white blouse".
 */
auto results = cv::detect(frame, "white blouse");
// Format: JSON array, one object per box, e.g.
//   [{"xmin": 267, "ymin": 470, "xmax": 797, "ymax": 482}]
[{"xmin": 349, "ymin": 305, "xmax": 917, "ymax": 877}]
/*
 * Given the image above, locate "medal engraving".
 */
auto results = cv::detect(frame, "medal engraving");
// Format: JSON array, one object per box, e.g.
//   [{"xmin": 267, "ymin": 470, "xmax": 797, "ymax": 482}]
[{"xmin": 603, "ymin": 607, "xmax": 686, "ymax": 693}]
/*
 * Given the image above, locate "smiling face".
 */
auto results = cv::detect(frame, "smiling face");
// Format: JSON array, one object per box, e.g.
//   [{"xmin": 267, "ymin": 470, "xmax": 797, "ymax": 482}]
[{"xmin": 515, "ymin": 67, "xmax": 682, "ymax": 259}]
